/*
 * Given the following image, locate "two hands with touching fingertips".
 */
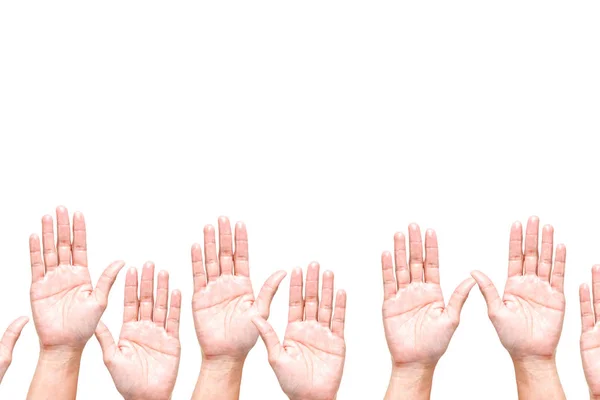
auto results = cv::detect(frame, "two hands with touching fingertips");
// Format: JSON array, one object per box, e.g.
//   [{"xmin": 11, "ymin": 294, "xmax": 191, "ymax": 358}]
[
  {"xmin": 579, "ymin": 265, "xmax": 600, "ymax": 400},
  {"xmin": 382, "ymin": 224, "xmax": 475, "ymax": 400},
  {"xmin": 27, "ymin": 206, "xmax": 125, "ymax": 400},
  {"xmin": 190, "ymin": 217, "xmax": 287, "ymax": 400},
  {"xmin": 471, "ymin": 216, "xmax": 567, "ymax": 400},
  {"xmin": 95, "ymin": 263, "xmax": 182, "ymax": 400},
  {"xmin": 0, "ymin": 317, "xmax": 29, "ymax": 383},
  {"xmin": 252, "ymin": 263, "xmax": 347, "ymax": 400}
]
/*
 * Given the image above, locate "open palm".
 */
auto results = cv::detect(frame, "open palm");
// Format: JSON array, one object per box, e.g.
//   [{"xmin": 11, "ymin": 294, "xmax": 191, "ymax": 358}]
[
  {"xmin": 0, "ymin": 317, "xmax": 29, "ymax": 383},
  {"xmin": 579, "ymin": 265, "xmax": 600, "ymax": 396},
  {"xmin": 96, "ymin": 264, "xmax": 181, "ymax": 400},
  {"xmin": 29, "ymin": 207, "xmax": 124, "ymax": 349},
  {"xmin": 472, "ymin": 217, "xmax": 566, "ymax": 360},
  {"xmin": 191, "ymin": 217, "xmax": 286, "ymax": 361},
  {"xmin": 382, "ymin": 225, "xmax": 475, "ymax": 366},
  {"xmin": 253, "ymin": 263, "xmax": 347, "ymax": 400}
]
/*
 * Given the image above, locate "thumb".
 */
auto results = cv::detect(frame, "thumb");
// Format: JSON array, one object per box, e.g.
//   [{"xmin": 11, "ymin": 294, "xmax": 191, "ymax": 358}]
[
  {"xmin": 94, "ymin": 321, "xmax": 117, "ymax": 366},
  {"xmin": 251, "ymin": 316, "xmax": 281, "ymax": 365},
  {"xmin": 255, "ymin": 270, "xmax": 287, "ymax": 318},
  {"xmin": 93, "ymin": 261, "xmax": 126, "ymax": 308},
  {"xmin": 470, "ymin": 270, "xmax": 503, "ymax": 317},
  {"xmin": 446, "ymin": 277, "xmax": 476, "ymax": 322},
  {"xmin": 0, "ymin": 316, "xmax": 29, "ymax": 355}
]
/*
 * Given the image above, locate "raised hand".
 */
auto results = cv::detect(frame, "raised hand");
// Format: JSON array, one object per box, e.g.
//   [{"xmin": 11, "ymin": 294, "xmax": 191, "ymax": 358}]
[
  {"xmin": 382, "ymin": 224, "xmax": 475, "ymax": 367},
  {"xmin": 252, "ymin": 263, "xmax": 347, "ymax": 400},
  {"xmin": 579, "ymin": 265, "xmax": 600, "ymax": 398},
  {"xmin": 96, "ymin": 263, "xmax": 181, "ymax": 400},
  {"xmin": 191, "ymin": 217, "xmax": 286, "ymax": 362},
  {"xmin": 0, "ymin": 317, "xmax": 28, "ymax": 383},
  {"xmin": 27, "ymin": 206, "xmax": 125, "ymax": 400},
  {"xmin": 471, "ymin": 217, "xmax": 566, "ymax": 360},
  {"xmin": 471, "ymin": 216, "xmax": 566, "ymax": 399},
  {"xmin": 29, "ymin": 206, "xmax": 125, "ymax": 351}
]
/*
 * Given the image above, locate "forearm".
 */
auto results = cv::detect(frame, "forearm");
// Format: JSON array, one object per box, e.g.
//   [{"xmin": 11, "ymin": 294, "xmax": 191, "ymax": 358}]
[
  {"xmin": 384, "ymin": 364, "xmax": 434, "ymax": 400},
  {"xmin": 192, "ymin": 359, "xmax": 244, "ymax": 400},
  {"xmin": 27, "ymin": 349, "xmax": 82, "ymax": 400},
  {"xmin": 513, "ymin": 358, "xmax": 565, "ymax": 400}
]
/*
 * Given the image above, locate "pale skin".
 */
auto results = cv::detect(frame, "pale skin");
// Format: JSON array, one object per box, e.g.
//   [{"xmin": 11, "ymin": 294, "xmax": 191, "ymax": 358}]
[
  {"xmin": 191, "ymin": 217, "xmax": 287, "ymax": 400},
  {"xmin": 471, "ymin": 216, "xmax": 566, "ymax": 400},
  {"xmin": 578, "ymin": 265, "xmax": 600, "ymax": 400},
  {"xmin": 27, "ymin": 206, "xmax": 125, "ymax": 400},
  {"xmin": 95, "ymin": 263, "xmax": 182, "ymax": 400},
  {"xmin": 0, "ymin": 317, "xmax": 29, "ymax": 383},
  {"xmin": 382, "ymin": 224, "xmax": 475, "ymax": 400},
  {"xmin": 252, "ymin": 263, "xmax": 347, "ymax": 400}
]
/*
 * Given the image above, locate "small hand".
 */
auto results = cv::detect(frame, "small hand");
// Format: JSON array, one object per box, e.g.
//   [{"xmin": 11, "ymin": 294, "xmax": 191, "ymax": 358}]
[
  {"xmin": 471, "ymin": 216, "xmax": 566, "ymax": 361},
  {"xmin": 29, "ymin": 206, "xmax": 124, "ymax": 350},
  {"xmin": 253, "ymin": 263, "xmax": 347, "ymax": 400},
  {"xmin": 0, "ymin": 317, "xmax": 29, "ymax": 383},
  {"xmin": 382, "ymin": 224, "xmax": 475, "ymax": 368},
  {"xmin": 579, "ymin": 265, "xmax": 600, "ymax": 397},
  {"xmin": 96, "ymin": 263, "xmax": 182, "ymax": 400},
  {"xmin": 191, "ymin": 217, "xmax": 286, "ymax": 362}
]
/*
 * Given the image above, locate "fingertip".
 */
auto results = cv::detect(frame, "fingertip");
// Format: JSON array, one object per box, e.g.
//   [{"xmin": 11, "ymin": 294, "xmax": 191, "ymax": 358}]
[
  {"xmin": 204, "ymin": 224, "xmax": 214, "ymax": 234},
  {"xmin": 143, "ymin": 261, "xmax": 155, "ymax": 270},
  {"xmin": 393, "ymin": 232, "xmax": 405, "ymax": 240},
  {"xmin": 235, "ymin": 221, "xmax": 246, "ymax": 230},
  {"xmin": 309, "ymin": 261, "xmax": 320, "ymax": 269},
  {"xmin": 580, "ymin": 283, "xmax": 589, "ymax": 292}
]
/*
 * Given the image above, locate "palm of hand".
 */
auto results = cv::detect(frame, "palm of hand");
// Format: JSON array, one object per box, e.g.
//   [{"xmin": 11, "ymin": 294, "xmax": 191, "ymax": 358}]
[
  {"xmin": 493, "ymin": 276, "xmax": 565, "ymax": 358},
  {"xmin": 383, "ymin": 283, "xmax": 454, "ymax": 365},
  {"xmin": 109, "ymin": 322, "xmax": 180, "ymax": 400},
  {"xmin": 581, "ymin": 329, "xmax": 600, "ymax": 395},
  {"xmin": 30, "ymin": 266, "xmax": 100, "ymax": 348},
  {"xmin": 192, "ymin": 275, "xmax": 258, "ymax": 358},
  {"xmin": 275, "ymin": 321, "xmax": 345, "ymax": 400}
]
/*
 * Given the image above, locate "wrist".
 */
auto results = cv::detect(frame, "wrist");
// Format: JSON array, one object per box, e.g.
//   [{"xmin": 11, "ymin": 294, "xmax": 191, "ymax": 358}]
[
  {"xmin": 39, "ymin": 347, "xmax": 83, "ymax": 365},
  {"xmin": 200, "ymin": 356, "xmax": 245, "ymax": 372},
  {"xmin": 512, "ymin": 356, "xmax": 560, "ymax": 386},
  {"xmin": 512, "ymin": 355, "xmax": 557, "ymax": 374},
  {"xmin": 390, "ymin": 362, "xmax": 436, "ymax": 388}
]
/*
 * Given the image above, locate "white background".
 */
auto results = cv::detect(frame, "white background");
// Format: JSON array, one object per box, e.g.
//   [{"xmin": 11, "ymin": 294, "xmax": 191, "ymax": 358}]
[{"xmin": 1, "ymin": 1, "xmax": 599, "ymax": 399}]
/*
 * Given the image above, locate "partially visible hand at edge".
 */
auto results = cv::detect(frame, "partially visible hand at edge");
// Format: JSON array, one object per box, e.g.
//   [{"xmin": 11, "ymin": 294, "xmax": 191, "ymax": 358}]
[{"xmin": 0, "ymin": 317, "xmax": 29, "ymax": 383}]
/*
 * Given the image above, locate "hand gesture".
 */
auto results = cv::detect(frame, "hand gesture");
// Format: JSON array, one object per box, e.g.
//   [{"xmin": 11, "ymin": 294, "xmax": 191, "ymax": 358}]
[
  {"xmin": 191, "ymin": 217, "xmax": 286, "ymax": 362},
  {"xmin": 95, "ymin": 263, "xmax": 182, "ymax": 400},
  {"xmin": 252, "ymin": 263, "xmax": 347, "ymax": 400},
  {"xmin": 579, "ymin": 266, "xmax": 600, "ymax": 396},
  {"xmin": 471, "ymin": 216, "xmax": 566, "ymax": 360},
  {"xmin": 0, "ymin": 317, "xmax": 28, "ymax": 383},
  {"xmin": 29, "ymin": 206, "xmax": 124, "ymax": 350},
  {"xmin": 382, "ymin": 224, "xmax": 475, "ymax": 367}
]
